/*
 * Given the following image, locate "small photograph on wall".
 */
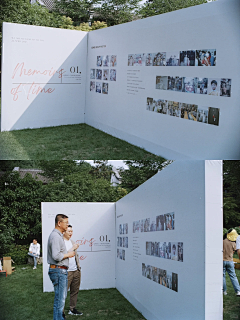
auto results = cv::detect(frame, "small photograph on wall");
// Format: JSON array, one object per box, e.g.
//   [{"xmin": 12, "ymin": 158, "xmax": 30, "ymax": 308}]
[
  {"xmin": 122, "ymin": 250, "xmax": 125, "ymax": 260},
  {"xmin": 172, "ymin": 273, "xmax": 178, "ymax": 292},
  {"xmin": 208, "ymin": 107, "xmax": 220, "ymax": 126},
  {"xmin": 128, "ymin": 54, "xmax": 135, "ymax": 66},
  {"xmin": 188, "ymin": 104, "xmax": 198, "ymax": 121},
  {"xmin": 119, "ymin": 224, "xmax": 122, "ymax": 234},
  {"xmin": 165, "ymin": 212, "xmax": 174, "ymax": 230},
  {"xmin": 122, "ymin": 237, "xmax": 125, "ymax": 248},
  {"xmin": 102, "ymin": 82, "xmax": 108, "ymax": 94},
  {"xmin": 159, "ymin": 242, "xmax": 165, "ymax": 258},
  {"xmin": 178, "ymin": 242, "xmax": 183, "ymax": 262},
  {"xmin": 197, "ymin": 78, "xmax": 208, "ymax": 94},
  {"xmin": 90, "ymin": 81, "xmax": 95, "ymax": 92},
  {"xmin": 119, "ymin": 237, "xmax": 122, "ymax": 247},
  {"xmin": 103, "ymin": 55, "xmax": 109, "ymax": 67},
  {"xmin": 123, "ymin": 223, "xmax": 128, "ymax": 234},
  {"xmin": 103, "ymin": 69, "xmax": 109, "ymax": 81},
  {"xmin": 156, "ymin": 214, "xmax": 164, "ymax": 231},
  {"xmin": 180, "ymin": 103, "xmax": 188, "ymax": 119},
  {"xmin": 162, "ymin": 101, "xmax": 168, "ymax": 115},
  {"xmin": 134, "ymin": 53, "xmax": 145, "ymax": 66},
  {"xmin": 151, "ymin": 242, "xmax": 155, "ymax": 256},
  {"xmin": 168, "ymin": 101, "xmax": 180, "ymax": 117},
  {"xmin": 140, "ymin": 219, "xmax": 144, "ymax": 232},
  {"xmin": 146, "ymin": 97, "xmax": 153, "ymax": 111},
  {"xmin": 172, "ymin": 243, "xmax": 178, "ymax": 261},
  {"xmin": 182, "ymin": 77, "xmax": 197, "ymax": 93},
  {"xmin": 163, "ymin": 242, "xmax": 167, "ymax": 258},
  {"xmin": 168, "ymin": 76, "xmax": 175, "ymax": 91},
  {"xmin": 162, "ymin": 270, "xmax": 167, "ymax": 286},
  {"xmin": 110, "ymin": 55, "xmax": 117, "ymax": 67},
  {"xmin": 144, "ymin": 218, "xmax": 150, "ymax": 232},
  {"xmin": 152, "ymin": 100, "xmax": 159, "ymax": 113},
  {"xmin": 146, "ymin": 241, "xmax": 151, "ymax": 255},
  {"xmin": 153, "ymin": 52, "xmax": 166, "ymax": 66},
  {"xmin": 196, "ymin": 49, "xmax": 216, "ymax": 66},
  {"xmin": 167, "ymin": 272, "xmax": 172, "ymax": 289},
  {"xmin": 150, "ymin": 220, "xmax": 156, "ymax": 231},
  {"xmin": 117, "ymin": 248, "xmax": 120, "ymax": 258},
  {"xmin": 153, "ymin": 267, "xmax": 158, "ymax": 282},
  {"xmin": 96, "ymin": 69, "xmax": 102, "ymax": 80},
  {"xmin": 154, "ymin": 242, "xmax": 159, "ymax": 256},
  {"xmin": 96, "ymin": 82, "xmax": 102, "ymax": 93},
  {"xmin": 125, "ymin": 237, "xmax": 128, "ymax": 248},
  {"xmin": 110, "ymin": 69, "xmax": 116, "ymax": 81},
  {"xmin": 156, "ymin": 76, "xmax": 168, "ymax": 90},
  {"xmin": 208, "ymin": 78, "xmax": 220, "ymax": 96},
  {"xmin": 96, "ymin": 56, "xmax": 103, "ymax": 67},
  {"xmin": 197, "ymin": 106, "xmax": 208, "ymax": 124},
  {"xmin": 117, "ymin": 237, "xmax": 120, "ymax": 247},
  {"xmin": 119, "ymin": 249, "xmax": 122, "ymax": 259},
  {"xmin": 179, "ymin": 50, "xmax": 196, "ymax": 66},
  {"xmin": 145, "ymin": 53, "xmax": 153, "ymax": 66},
  {"xmin": 146, "ymin": 265, "xmax": 153, "ymax": 280},
  {"xmin": 90, "ymin": 69, "xmax": 95, "ymax": 79},
  {"xmin": 142, "ymin": 263, "xmax": 146, "ymax": 277},
  {"xmin": 158, "ymin": 269, "xmax": 164, "ymax": 285},
  {"xmin": 175, "ymin": 77, "xmax": 183, "ymax": 92},
  {"xmin": 166, "ymin": 52, "xmax": 179, "ymax": 66},
  {"xmin": 166, "ymin": 242, "xmax": 171, "ymax": 259},
  {"xmin": 220, "ymin": 78, "xmax": 231, "ymax": 97}
]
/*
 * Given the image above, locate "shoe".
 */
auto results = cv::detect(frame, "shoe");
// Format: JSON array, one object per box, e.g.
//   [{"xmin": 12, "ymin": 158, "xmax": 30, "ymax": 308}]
[
  {"xmin": 236, "ymin": 291, "xmax": 240, "ymax": 296},
  {"xmin": 33, "ymin": 266, "xmax": 37, "ymax": 270},
  {"xmin": 62, "ymin": 311, "xmax": 66, "ymax": 319},
  {"xmin": 68, "ymin": 308, "xmax": 83, "ymax": 315},
  {"xmin": 223, "ymin": 291, "xmax": 227, "ymax": 295}
]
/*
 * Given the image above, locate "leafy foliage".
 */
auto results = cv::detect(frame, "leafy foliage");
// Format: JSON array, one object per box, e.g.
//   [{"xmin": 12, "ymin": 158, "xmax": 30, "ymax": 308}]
[
  {"xmin": 4, "ymin": 245, "xmax": 29, "ymax": 265},
  {"xmin": 138, "ymin": 0, "xmax": 208, "ymax": 19}
]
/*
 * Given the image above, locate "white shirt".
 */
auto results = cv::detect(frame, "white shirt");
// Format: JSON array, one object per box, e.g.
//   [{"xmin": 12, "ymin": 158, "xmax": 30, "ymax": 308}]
[
  {"xmin": 29, "ymin": 243, "xmax": 40, "ymax": 256},
  {"xmin": 236, "ymin": 236, "xmax": 240, "ymax": 250},
  {"xmin": 64, "ymin": 239, "xmax": 77, "ymax": 272}
]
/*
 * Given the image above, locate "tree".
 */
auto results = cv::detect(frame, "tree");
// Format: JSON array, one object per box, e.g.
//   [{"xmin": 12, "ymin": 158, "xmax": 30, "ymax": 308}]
[
  {"xmin": 93, "ymin": 0, "xmax": 141, "ymax": 26},
  {"xmin": 138, "ymin": 0, "xmax": 208, "ymax": 19},
  {"xmin": 223, "ymin": 161, "xmax": 240, "ymax": 229},
  {"xmin": 53, "ymin": 0, "xmax": 98, "ymax": 24},
  {"xmin": 120, "ymin": 159, "xmax": 171, "ymax": 193}
]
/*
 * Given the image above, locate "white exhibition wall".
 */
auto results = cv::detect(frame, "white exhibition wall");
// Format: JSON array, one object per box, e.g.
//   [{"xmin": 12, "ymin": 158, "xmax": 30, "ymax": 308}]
[
  {"xmin": 41, "ymin": 202, "xmax": 116, "ymax": 291},
  {"xmin": 1, "ymin": 23, "xmax": 87, "ymax": 131},
  {"xmin": 41, "ymin": 161, "xmax": 222, "ymax": 320},
  {"xmin": 85, "ymin": 0, "xmax": 240, "ymax": 160},
  {"xmin": 115, "ymin": 160, "xmax": 223, "ymax": 320},
  {"xmin": 2, "ymin": 0, "xmax": 240, "ymax": 159}
]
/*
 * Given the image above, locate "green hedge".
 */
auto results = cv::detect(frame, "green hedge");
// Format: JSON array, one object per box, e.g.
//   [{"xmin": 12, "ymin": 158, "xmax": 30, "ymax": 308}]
[
  {"xmin": 223, "ymin": 227, "xmax": 240, "ymax": 238},
  {"xmin": 4, "ymin": 245, "xmax": 29, "ymax": 265}
]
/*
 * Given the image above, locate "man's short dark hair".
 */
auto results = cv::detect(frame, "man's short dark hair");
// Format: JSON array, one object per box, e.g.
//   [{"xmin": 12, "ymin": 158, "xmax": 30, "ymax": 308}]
[
  {"xmin": 173, "ymin": 244, "xmax": 176, "ymax": 250},
  {"xmin": 211, "ymin": 80, "xmax": 217, "ymax": 86},
  {"xmin": 68, "ymin": 225, "xmax": 72, "ymax": 228},
  {"xmin": 33, "ymin": 238, "xmax": 38, "ymax": 241},
  {"xmin": 55, "ymin": 214, "xmax": 68, "ymax": 225}
]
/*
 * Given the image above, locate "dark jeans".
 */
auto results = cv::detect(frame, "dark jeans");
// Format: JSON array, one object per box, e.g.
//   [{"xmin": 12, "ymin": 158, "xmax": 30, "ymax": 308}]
[{"xmin": 48, "ymin": 268, "xmax": 68, "ymax": 320}]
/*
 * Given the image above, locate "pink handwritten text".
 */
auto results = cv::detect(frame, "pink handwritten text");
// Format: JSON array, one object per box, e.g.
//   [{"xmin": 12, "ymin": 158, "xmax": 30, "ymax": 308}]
[{"xmin": 76, "ymin": 238, "xmax": 96, "ymax": 247}]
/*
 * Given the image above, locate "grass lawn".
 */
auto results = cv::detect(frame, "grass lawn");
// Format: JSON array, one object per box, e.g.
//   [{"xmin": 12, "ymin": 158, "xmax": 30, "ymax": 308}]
[
  {"xmin": 0, "ymin": 124, "xmax": 163, "ymax": 160},
  {"xmin": 0, "ymin": 264, "xmax": 146, "ymax": 320}
]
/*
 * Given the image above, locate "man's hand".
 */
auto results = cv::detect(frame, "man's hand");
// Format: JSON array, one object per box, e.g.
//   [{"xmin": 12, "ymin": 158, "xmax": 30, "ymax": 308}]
[
  {"xmin": 68, "ymin": 251, "xmax": 75, "ymax": 258},
  {"xmin": 72, "ymin": 243, "xmax": 80, "ymax": 251}
]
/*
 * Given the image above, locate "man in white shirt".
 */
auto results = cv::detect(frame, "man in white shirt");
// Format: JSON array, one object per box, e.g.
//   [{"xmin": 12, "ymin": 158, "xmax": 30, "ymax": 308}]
[
  {"xmin": 63, "ymin": 225, "xmax": 83, "ymax": 316},
  {"xmin": 28, "ymin": 238, "xmax": 40, "ymax": 269}
]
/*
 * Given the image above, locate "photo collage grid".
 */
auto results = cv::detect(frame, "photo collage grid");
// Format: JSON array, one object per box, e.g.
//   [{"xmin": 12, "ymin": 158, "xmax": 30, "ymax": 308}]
[
  {"xmin": 90, "ymin": 55, "xmax": 117, "ymax": 94},
  {"xmin": 128, "ymin": 49, "xmax": 216, "ymax": 67},
  {"xmin": 142, "ymin": 263, "xmax": 178, "ymax": 292},
  {"xmin": 146, "ymin": 97, "xmax": 220, "ymax": 126},
  {"xmin": 156, "ymin": 76, "xmax": 231, "ymax": 97},
  {"xmin": 117, "ymin": 223, "xmax": 128, "ymax": 261},
  {"xmin": 133, "ymin": 212, "xmax": 174, "ymax": 233},
  {"xmin": 146, "ymin": 241, "xmax": 183, "ymax": 262}
]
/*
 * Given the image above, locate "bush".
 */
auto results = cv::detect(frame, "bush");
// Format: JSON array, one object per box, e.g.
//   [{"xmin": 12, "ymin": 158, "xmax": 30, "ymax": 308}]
[{"xmin": 4, "ymin": 245, "xmax": 29, "ymax": 265}]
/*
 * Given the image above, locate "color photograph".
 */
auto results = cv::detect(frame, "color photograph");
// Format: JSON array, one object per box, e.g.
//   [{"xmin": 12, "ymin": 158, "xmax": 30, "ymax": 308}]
[
  {"xmin": 208, "ymin": 78, "xmax": 220, "ymax": 96},
  {"xmin": 220, "ymin": 78, "xmax": 231, "ymax": 97},
  {"xmin": 197, "ymin": 77, "xmax": 208, "ymax": 94},
  {"xmin": 208, "ymin": 107, "xmax": 220, "ymax": 126},
  {"xmin": 156, "ymin": 76, "xmax": 168, "ymax": 90},
  {"xmin": 166, "ymin": 52, "xmax": 179, "ymax": 66},
  {"xmin": 179, "ymin": 50, "xmax": 195, "ymax": 66},
  {"xmin": 196, "ymin": 49, "xmax": 216, "ymax": 66}
]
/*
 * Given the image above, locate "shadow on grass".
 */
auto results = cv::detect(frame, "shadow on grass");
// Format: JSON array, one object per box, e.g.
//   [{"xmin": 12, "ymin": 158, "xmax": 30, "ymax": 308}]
[{"xmin": 0, "ymin": 124, "xmax": 164, "ymax": 160}]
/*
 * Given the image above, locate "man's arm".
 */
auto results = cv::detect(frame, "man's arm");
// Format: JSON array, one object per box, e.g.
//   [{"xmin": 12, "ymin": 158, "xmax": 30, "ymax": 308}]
[{"xmin": 236, "ymin": 236, "xmax": 240, "ymax": 259}]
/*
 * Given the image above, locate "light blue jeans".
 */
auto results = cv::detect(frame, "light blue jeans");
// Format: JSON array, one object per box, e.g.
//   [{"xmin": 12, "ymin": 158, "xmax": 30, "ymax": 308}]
[
  {"xmin": 223, "ymin": 261, "xmax": 240, "ymax": 293},
  {"xmin": 28, "ymin": 252, "xmax": 38, "ymax": 267},
  {"xmin": 49, "ymin": 268, "xmax": 68, "ymax": 320}
]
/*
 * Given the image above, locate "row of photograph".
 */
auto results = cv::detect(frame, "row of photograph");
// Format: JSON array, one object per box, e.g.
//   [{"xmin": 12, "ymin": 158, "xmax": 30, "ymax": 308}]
[
  {"xmin": 146, "ymin": 241, "xmax": 183, "ymax": 262},
  {"xmin": 142, "ymin": 263, "xmax": 178, "ymax": 292},
  {"xmin": 117, "ymin": 237, "xmax": 129, "ymax": 248},
  {"xmin": 117, "ymin": 248, "xmax": 125, "ymax": 260},
  {"xmin": 90, "ymin": 81, "xmax": 109, "ymax": 94},
  {"xmin": 119, "ymin": 223, "xmax": 128, "ymax": 234},
  {"xmin": 133, "ymin": 212, "xmax": 175, "ymax": 233},
  {"xmin": 146, "ymin": 97, "xmax": 220, "ymax": 126},
  {"xmin": 97, "ymin": 55, "xmax": 117, "ymax": 67},
  {"xmin": 156, "ymin": 76, "xmax": 231, "ymax": 97},
  {"xmin": 128, "ymin": 50, "xmax": 216, "ymax": 67},
  {"xmin": 90, "ymin": 69, "xmax": 117, "ymax": 81}
]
